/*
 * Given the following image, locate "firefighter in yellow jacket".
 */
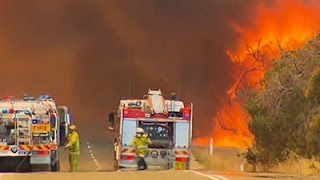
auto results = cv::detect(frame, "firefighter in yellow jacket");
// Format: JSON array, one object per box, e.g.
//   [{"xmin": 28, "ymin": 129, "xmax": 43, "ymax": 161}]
[
  {"xmin": 64, "ymin": 124, "xmax": 80, "ymax": 172},
  {"xmin": 129, "ymin": 127, "xmax": 151, "ymax": 170}
]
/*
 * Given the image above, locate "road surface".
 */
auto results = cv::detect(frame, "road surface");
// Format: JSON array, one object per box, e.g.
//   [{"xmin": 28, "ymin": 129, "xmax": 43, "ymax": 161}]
[
  {"xmin": 0, "ymin": 137, "xmax": 303, "ymax": 180},
  {"xmin": 1, "ymin": 134, "xmax": 319, "ymax": 179},
  {"xmin": 59, "ymin": 138, "xmax": 114, "ymax": 172},
  {"xmin": 0, "ymin": 170, "xmax": 319, "ymax": 180}
]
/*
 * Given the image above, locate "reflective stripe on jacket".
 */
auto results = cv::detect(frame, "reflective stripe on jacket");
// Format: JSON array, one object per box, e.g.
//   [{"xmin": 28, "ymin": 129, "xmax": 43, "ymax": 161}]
[
  {"xmin": 65, "ymin": 131, "xmax": 80, "ymax": 155},
  {"xmin": 129, "ymin": 134, "xmax": 151, "ymax": 157}
]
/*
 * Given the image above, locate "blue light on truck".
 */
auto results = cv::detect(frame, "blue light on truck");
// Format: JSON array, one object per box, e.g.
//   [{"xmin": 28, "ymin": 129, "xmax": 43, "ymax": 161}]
[
  {"xmin": 32, "ymin": 119, "xmax": 41, "ymax": 124},
  {"xmin": 39, "ymin": 95, "xmax": 52, "ymax": 100}
]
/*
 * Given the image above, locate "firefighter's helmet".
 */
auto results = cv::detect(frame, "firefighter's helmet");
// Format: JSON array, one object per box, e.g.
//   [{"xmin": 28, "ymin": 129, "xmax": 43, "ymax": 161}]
[
  {"xmin": 136, "ymin": 127, "xmax": 144, "ymax": 134},
  {"xmin": 69, "ymin": 124, "xmax": 77, "ymax": 130}
]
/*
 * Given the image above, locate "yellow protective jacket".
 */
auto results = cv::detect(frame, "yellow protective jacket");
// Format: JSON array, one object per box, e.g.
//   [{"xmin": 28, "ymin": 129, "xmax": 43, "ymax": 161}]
[
  {"xmin": 129, "ymin": 134, "xmax": 151, "ymax": 157},
  {"xmin": 65, "ymin": 131, "xmax": 80, "ymax": 155}
]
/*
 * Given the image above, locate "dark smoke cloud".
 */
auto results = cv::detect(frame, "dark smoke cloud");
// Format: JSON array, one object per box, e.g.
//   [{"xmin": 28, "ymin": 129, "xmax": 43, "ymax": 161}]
[{"xmin": 0, "ymin": 0, "xmax": 258, "ymax": 139}]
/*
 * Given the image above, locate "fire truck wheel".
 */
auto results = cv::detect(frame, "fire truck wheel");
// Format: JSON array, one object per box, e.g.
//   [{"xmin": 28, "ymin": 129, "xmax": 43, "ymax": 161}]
[
  {"xmin": 113, "ymin": 160, "xmax": 118, "ymax": 171},
  {"xmin": 51, "ymin": 160, "xmax": 60, "ymax": 172},
  {"xmin": 31, "ymin": 164, "xmax": 51, "ymax": 172},
  {"xmin": 51, "ymin": 150, "xmax": 60, "ymax": 172}
]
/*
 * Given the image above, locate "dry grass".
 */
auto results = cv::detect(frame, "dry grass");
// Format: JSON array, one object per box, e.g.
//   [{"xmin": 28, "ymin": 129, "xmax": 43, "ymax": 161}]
[
  {"xmin": 192, "ymin": 146, "xmax": 320, "ymax": 175},
  {"xmin": 191, "ymin": 146, "xmax": 246, "ymax": 172},
  {"xmin": 268, "ymin": 156, "xmax": 320, "ymax": 175}
]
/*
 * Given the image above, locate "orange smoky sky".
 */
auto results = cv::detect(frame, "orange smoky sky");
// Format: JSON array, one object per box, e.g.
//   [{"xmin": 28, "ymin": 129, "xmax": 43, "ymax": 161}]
[{"xmin": 0, "ymin": 0, "xmax": 262, "ymax": 140}]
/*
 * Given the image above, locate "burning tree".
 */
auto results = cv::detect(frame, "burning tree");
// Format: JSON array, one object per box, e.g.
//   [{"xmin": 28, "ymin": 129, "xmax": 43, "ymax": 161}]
[
  {"xmin": 207, "ymin": 0, "xmax": 320, "ymax": 151},
  {"xmin": 245, "ymin": 34, "xmax": 320, "ymax": 165}
]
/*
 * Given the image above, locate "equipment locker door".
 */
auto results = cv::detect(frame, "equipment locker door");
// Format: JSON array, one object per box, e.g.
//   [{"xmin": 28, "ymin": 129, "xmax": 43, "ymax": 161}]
[{"xmin": 174, "ymin": 122, "xmax": 190, "ymax": 170}]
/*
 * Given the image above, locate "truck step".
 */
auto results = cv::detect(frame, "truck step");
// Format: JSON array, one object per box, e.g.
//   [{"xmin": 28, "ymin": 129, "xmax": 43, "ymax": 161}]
[
  {"xmin": 17, "ymin": 135, "xmax": 31, "ymax": 138},
  {"xmin": 18, "ymin": 137, "xmax": 31, "ymax": 141},
  {"xmin": 18, "ymin": 127, "xmax": 30, "ymax": 131}
]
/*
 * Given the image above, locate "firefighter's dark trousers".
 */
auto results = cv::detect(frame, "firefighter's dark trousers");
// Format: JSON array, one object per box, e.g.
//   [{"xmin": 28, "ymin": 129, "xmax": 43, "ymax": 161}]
[{"xmin": 137, "ymin": 157, "xmax": 147, "ymax": 170}]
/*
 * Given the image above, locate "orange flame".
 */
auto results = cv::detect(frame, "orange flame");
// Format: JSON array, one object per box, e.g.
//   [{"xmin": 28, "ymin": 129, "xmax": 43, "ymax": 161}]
[{"xmin": 194, "ymin": 0, "xmax": 320, "ymax": 149}]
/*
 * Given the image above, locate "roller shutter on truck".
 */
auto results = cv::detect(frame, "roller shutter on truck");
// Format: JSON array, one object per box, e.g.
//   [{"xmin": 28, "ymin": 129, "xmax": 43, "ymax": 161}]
[
  {"xmin": 121, "ymin": 120, "xmax": 137, "ymax": 146},
  {"xmin": 174, "ymin": 122, "xmax": 191, "ymax": 170},
  {"xmin": 119, "ymin": 120, "xmax": 137, "ymax": 165}
]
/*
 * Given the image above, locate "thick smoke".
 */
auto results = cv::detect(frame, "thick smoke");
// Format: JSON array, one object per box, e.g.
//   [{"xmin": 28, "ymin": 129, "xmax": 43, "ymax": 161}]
[{"xmin": 0, "ymin": 0, "xmax": 258, "ymax": 139}]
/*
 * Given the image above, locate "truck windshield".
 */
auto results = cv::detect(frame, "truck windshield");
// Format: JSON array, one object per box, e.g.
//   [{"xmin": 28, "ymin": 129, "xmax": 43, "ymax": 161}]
[{"xmin": 57, "ymin": 108, "xmax": 66, "ymax": 123}]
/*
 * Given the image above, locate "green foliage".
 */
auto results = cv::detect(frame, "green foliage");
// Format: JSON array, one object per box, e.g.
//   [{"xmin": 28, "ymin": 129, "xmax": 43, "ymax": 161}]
[
  {"xmin": 305, "ymin": 69, "xmax": 320, "ymax": 103},
  {"xmin": 243, "ymin": 34, "xmax": 320, "ymax": 166}
]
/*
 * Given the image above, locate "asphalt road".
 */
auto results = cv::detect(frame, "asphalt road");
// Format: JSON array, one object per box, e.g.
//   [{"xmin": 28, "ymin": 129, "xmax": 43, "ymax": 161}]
[
  {"xmin": 1, "ymin": 133, "xmax": 319, "ymax": 179},
  {"xmin": 0, "ymin": 170, "xmax": 319, "ymax": 180},
  {"xmin": 58, "ymin": 138, "xmax": 320, "ymax": 180},
  {"xmin": 0, "ymin": 171, "xmax": 216, "ymax": 180},
  {"xmin": 59, "ymin": 137, "xmax": 115, "ymax": 172}
]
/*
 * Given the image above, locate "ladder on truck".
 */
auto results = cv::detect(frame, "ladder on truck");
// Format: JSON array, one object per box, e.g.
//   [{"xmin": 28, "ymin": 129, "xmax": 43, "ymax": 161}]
[
  {"xmin": 15, "ymin": 115, "xmax": 32, "ymax": 145},
  {"xmin": 146, "ymin": 89, "xmax": 167, "ymax": 114}
]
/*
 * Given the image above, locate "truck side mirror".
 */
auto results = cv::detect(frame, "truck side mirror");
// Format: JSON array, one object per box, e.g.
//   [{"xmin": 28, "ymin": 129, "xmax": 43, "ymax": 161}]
[{"xmin": 108, "ymin": 112, "xmax": 117, "ymax": 131}]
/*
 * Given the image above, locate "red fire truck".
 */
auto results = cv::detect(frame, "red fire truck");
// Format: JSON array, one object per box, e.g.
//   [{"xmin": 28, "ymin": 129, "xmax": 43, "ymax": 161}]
[{"xmin": 108, "ymin": 89, "xmax": 193, "ymax": 170}]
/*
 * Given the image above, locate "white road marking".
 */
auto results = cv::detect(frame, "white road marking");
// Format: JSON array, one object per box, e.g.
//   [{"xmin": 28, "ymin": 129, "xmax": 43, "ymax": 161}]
[
  {"xmin": 86, "ymin": 141, "xmax": 102, "ymax": 171},
  {"xmin": 188, "ymin": 170, "xmax": 229, "ymax": 180},
  {"xmin": 95, "ymin": 164, "xmax": 102, "ymax": 171}
]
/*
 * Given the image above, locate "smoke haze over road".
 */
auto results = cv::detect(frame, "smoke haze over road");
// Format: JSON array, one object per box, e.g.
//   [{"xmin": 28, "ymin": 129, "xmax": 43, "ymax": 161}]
[{"xmin": 0, "ymin": 0, "xmax": 258, "ymax": 139}]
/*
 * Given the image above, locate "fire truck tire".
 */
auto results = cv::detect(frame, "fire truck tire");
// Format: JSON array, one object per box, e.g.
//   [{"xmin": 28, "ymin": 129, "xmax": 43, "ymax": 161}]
[
  {"xmin": 51, "ymin": 150, "xmax": 60, "ymax": 172},
  {"xmin": 51, "ymin": 160, "xmax": 60, "ymax": 172},
  {"xmin": 113, "ymin": 160, "xmax": 119, "ymax": 171},
  {"xmin": 50, "ymin": 151, "xmax": 60, "ymax": 172},
  {"xmin": 31, "ymin": 164, "xmax": 51, "ymax": 172}
]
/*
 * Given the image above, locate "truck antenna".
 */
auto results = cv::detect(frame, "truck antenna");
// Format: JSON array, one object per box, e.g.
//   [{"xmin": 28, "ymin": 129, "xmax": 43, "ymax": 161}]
[{"xmin": 128, "ymin": 74, "xmax": 132, "ymax": 98}]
